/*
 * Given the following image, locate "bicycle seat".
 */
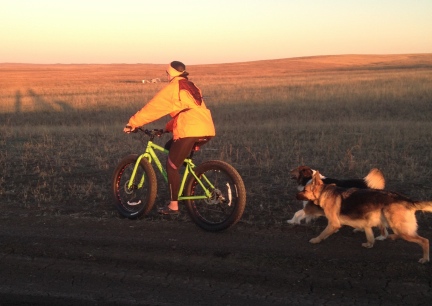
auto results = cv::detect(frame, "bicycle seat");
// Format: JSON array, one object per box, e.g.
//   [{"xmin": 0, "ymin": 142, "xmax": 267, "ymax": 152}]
[{"xmin": 193, "ymin": 137, "xmax": 212, "ymax": 151}]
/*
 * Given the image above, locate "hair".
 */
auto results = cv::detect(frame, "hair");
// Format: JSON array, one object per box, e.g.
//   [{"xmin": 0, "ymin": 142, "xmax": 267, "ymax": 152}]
[{"xmin": 170, "ymin": 61, "xmax": 189, "ymax": 77}]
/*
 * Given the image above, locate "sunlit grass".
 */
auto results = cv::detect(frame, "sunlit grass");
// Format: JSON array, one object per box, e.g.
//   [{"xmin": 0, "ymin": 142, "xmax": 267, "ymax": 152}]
[{"xmin": 1, "ymin": 54, "xmax": 432, "ymax": 226}]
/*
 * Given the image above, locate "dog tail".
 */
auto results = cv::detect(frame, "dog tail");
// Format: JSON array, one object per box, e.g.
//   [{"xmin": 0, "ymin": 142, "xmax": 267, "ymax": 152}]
[
  {"xmin": 414, "ymin": 202, "xmax": 432, "ymax": 213},
  {"xmin": 364, "ymin": 168, "xmax": 385, "ymax": 190}
]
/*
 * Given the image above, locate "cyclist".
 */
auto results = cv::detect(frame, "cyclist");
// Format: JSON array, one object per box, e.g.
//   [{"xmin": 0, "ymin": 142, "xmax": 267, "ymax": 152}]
[{"xmin": 124, "ymin": 61, "xmax": 216, "ymax": 215}]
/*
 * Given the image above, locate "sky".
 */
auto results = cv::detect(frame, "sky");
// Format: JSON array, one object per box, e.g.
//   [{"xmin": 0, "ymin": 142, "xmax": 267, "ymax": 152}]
[{"xmin": 1, "ymin": 0, "xmax": 432, "ymax": 64}]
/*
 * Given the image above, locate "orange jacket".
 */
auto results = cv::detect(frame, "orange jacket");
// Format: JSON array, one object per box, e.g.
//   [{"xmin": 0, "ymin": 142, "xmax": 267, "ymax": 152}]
[{"xmin": 127, "ymin": 77, "xmax": 215, "ymax": 140}]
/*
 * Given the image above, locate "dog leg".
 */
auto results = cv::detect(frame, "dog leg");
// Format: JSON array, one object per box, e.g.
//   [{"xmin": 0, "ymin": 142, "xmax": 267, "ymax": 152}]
[
  {"xmin": 375, "ymin": 226, "xmax": 389, "ymax": 241},
  {"xmin": 354, "ymin": 226, "xmax": 388, "ymax": 240},
  {"xmin": 310, "ymin": 224, "xmax": 340, "ymax": 244},
  {"xmin": 304, "ymin": 215, "xmax": 313, "ymax": 224},
  {"xmin": 419, "ymin": 237, "xmax": 430, "ymax": 264},
  {"xmin": 310, "ymin": 197, "xmax": 342, "ymax": 244},
  {"xmin": 376, "ymin": 215, "xmax": 389, "ymax": 240},
  {"xmin": 287, "ymin": 209, "xmax": 305, "ymax": 224},
  {"xmin": 398, "ymin": 233, "xmax": 430, "ymax": 264},
  {"xmin": 361, "ymin": 227, "xmax": 375, "ymax": 248}
]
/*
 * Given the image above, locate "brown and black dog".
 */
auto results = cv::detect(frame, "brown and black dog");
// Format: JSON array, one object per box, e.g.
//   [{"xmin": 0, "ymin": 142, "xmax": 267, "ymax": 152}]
[
  {"xmin": 288, "ymin": 166, "xmax": 385, "ymax": 230},
  {"xmin": 297, "ymin": 171, "xmax": 432, "ymax": 263}
]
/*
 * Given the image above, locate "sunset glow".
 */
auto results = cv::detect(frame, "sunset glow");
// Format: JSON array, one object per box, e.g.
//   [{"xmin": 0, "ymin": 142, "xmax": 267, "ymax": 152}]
[{"xmin": 2, "ymin": 0, "xmax": 432, "ymax": 64}]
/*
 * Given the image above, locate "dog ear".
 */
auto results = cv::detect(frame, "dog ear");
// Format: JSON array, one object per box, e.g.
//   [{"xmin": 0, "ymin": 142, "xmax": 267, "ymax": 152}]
[
  {"xmin": 312, "ymin": 171, "xmax": 323, "ymax": 185},
  {"xmin": 290, "ymin": 167, "xmax": 299, "ymax": 177},
  {"xmin": 299, "ymin": 166, "xmax": 313, "ymax": 178}
]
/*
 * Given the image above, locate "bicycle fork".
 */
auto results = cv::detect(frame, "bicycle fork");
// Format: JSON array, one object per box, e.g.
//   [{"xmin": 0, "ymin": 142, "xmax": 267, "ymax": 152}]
[
  {"xmin": 123, "ymin": 155, "xmax": 146, "ymax": 206},
  {"xmin": 127, "ymin": 154, "xmax": 148, "ymax": 189},
  {"xmin": 127, "ymin": 147, "xmax": 167, "ymax": 190}
]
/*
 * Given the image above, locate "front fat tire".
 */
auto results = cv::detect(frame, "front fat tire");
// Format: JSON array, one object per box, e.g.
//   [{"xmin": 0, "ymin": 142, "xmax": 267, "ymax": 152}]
[
  {"xmin": 112, "ymin": 154, "xmax": 157, "ymax": 219},
  {"xmin": 184, "ymin": 160, "xmax": 246, "ymax": 231}
]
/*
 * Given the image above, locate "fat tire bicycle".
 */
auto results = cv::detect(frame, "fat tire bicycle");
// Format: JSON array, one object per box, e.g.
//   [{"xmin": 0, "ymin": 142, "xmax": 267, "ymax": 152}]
[{"xmin": 112, "ymin": 128, "xmax": 247, "ymax": 231}]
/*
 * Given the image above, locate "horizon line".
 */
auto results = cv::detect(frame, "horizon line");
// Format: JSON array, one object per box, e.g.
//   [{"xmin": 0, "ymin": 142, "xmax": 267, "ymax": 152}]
[{"xmin": 1, "ymin": 52, "xmax": 431, "ymax": 66}]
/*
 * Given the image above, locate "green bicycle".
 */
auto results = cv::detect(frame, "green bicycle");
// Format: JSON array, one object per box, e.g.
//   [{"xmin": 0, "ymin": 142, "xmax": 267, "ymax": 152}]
[{"xmin": 112, "ymin": 128, "xmax": 247, "ymax": 231}]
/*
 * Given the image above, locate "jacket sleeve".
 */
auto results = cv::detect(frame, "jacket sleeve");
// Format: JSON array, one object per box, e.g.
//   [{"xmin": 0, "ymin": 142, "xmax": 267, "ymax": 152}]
[{"xmin": 127, "ymin": 83, "xmax": 177, "ymax": 128}]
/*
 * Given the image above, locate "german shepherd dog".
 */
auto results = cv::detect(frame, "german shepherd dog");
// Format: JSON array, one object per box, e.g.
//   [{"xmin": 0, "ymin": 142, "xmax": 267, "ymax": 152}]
[
  {"xmin": 297, "ymin": 171, "xmax": 432, "ymax": 263},
  {"xmin": 288, "ymin": 166, "xmax": 386, "ymax": 225}
]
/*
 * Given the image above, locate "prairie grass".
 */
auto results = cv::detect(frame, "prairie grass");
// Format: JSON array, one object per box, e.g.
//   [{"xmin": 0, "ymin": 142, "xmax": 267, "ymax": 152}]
[{"xmin": 1, "ymin": 54, "xmax": 432, "ymax": 227}]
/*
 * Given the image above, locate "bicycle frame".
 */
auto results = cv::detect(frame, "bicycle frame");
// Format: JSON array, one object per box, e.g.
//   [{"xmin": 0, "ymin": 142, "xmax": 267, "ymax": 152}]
[{"xmin": 128, "ymin": 139, "xmax": 214, "ymax": 200}]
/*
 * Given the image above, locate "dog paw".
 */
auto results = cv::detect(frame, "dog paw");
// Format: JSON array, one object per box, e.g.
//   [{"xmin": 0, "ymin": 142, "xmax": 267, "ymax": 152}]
[
  {"xmin": 353, "ymin": 228, "xmax": 364, "ymax": 233},
  {"xmin": 309, "ymin": 237, "xmax": 321, "ymax": 244},
  {"xmin": 388, "ymin": 234, "xmax": 399, "ymax": 240},
  {"xmin": 375, "ymin": 235, "xmax": 387, "ymax": 241},
  {"xmin": 286, "ymin": 219, "xmax": 298, "ymax": 224},
  {"xmin": 361, "ymin": 242, "xmax": 374, "ymax": 248},
  {"xmin": 418, "ymin": 258, "xmax": 429, "ymax": 264}
]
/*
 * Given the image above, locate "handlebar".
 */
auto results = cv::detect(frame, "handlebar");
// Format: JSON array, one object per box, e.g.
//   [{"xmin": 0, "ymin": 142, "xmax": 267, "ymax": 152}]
[{"xmin": 134, "ymin": 127, "xmax": 169, "ymax": 141}]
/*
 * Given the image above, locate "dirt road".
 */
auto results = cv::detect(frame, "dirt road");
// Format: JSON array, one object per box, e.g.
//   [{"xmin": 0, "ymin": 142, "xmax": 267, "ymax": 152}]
[{"xmin": 1, "ymin": 214, "xmax": 432, "ymax": 305}]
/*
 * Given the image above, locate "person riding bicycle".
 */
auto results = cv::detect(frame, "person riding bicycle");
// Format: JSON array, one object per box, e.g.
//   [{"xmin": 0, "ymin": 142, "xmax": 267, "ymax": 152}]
[{"xmin": 123, "ymin": 61, "xmax": 216, "ymax": 215}]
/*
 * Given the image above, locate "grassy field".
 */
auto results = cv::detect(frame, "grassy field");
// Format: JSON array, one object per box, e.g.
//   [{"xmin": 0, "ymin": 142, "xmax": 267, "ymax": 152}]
[{"xmin": 1, "ymin": 54, "xmax": 432, "ymax": 226}]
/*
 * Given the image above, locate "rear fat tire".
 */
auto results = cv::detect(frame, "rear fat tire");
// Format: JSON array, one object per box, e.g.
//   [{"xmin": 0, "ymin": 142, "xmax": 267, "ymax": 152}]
[
  {"xmin": 184, "ymin": 160, "xmax": 246, "ymax": 231},
  {"xmin": 112, "ymin": 154, "xmax": 157, "ymax": 219}
]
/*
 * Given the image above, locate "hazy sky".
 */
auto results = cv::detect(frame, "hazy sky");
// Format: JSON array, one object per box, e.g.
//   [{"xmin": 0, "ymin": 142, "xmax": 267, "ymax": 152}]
[{"xmin": 1, "ymin": 0, "xmax": 431, "ymax": 64}]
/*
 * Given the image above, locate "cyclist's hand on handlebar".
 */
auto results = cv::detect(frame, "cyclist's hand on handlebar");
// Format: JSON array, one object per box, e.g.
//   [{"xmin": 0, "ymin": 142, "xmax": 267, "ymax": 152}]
[{"xmin": 123, "ymin": 125, "xmax": 136, "ymax": 133}]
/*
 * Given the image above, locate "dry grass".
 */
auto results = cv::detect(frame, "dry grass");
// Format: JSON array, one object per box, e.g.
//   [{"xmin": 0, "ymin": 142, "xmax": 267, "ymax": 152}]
[{"xmin": 1, "ymin": 54, "xmax": 432, "ymax": 226}]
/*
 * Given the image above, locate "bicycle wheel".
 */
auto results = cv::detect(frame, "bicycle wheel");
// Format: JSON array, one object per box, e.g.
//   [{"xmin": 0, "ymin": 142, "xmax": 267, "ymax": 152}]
[
  {"xmin": 184, "ymin": 160, "xmax": 246, "ymax": 231},
  {"xmin": 112, "ymin": 154, "xmax": 157, "ymax": 219}
]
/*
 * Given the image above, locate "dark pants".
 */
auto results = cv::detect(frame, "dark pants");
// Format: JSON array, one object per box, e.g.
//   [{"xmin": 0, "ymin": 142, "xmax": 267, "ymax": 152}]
[{"xmin": 165, "ymin": 137, "xmax": 204, "ymax": 201}]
